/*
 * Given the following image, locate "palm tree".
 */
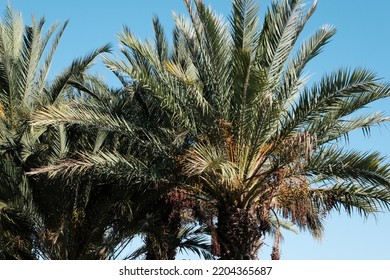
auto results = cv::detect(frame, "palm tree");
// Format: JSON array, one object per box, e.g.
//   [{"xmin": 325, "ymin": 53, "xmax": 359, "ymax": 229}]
[
  {"xmin": 103, "ymin": 0, "xmax": 390, "ymax": 259},
  {"xmin": 29, "ymin": 73, "xmax": 214, "ymax": 259},
  {"xmin": 0, "ymin": 5, "xmax": 110, "ymax": 259},
  {"xmin": 25, "ymin": 76, "xmax": 156, "ymax": 259}
]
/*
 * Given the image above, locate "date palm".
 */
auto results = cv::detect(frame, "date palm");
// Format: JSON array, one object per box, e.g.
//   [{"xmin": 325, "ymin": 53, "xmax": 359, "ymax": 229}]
[
  {"xmin": 104, "ymin": 0, "xmax": 390, "ymax": 259},
  {"xmin": 0, "ymin": 5, "xmax": 110, "ymax": 259},
  {"xmin": 26, "ymin": 76, "xmax": 158, "ymax": 259},
  {"xmin": 30, "ymin": 73, "xmax": 213, "ymax": 259}
]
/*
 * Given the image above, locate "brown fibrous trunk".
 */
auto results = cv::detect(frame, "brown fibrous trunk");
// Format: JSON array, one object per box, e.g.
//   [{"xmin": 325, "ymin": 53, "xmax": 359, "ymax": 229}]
[{"xmin": 216, "ymin": 206, "xmax": 263, "ymax": 260}]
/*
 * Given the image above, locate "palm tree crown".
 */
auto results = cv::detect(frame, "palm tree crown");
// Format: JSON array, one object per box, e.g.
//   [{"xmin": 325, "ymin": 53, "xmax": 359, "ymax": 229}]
[
  {"xmin": 0, "ymin": 5, "xmax": 112, "ymax": 259},
  {"xmin": 28, "ymin": 0, "xmax": 390, "ymax": 259},
  {"xmin": 104, "ymin": 0, "xmax": 390, "ymax": 259}
]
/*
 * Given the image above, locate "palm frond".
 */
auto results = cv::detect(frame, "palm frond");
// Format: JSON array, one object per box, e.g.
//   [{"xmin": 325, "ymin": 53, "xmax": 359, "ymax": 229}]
[
  {"xmin": 183, "ymin": 0, "xmax": 231, "ymax": 112},
  {"xmin": 48, "ymin": 44, "xmax": 111, "ymax": 103},
  {"xmin": 176, "ymin": 225, "xmax": 213, "ymax": 260},
  {"xmin": 27, "ymin": 150, "xmax": 151, "ymax": 183},
  {"xmin": 314, "ymin": 112, "xmax": 389, "ymax": 145},
  {"xmin": 257, "ymin": 0, "xmax": 303, "ymax": 70},
  {"xmin": 36, "ymin": 20, "xmax": 69, "ymax": 97},
  {"xmin": 31, "ymin": 102, "xmax": 136, "ymax": 136},
  {"xmin": 307, "ymin": 147, "xmax": 390, "ymax": 188},
  {"xmin": 50, "ymin": 124, "xmax": 69, "ymax": 160},
  {"xmin": 279, "ymin": 67, "xmax": 382, "ymax": 140},
  {"xmin": 152, "ymin": 16, "xmax": 169, "ymax": 64},
  {"xmin": 309, "ymin": 183, "xmax": 390, "ymax": 217},
  {"xmin": 278, "ymin": 24, "xmax": 336, "ymax": 104},
  {"xmin": 230, "ymin": 0, "xmax": 259, "ymax": 51}
]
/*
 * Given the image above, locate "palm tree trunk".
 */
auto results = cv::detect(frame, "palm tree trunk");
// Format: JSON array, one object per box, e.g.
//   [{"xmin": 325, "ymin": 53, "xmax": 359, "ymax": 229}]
[
  {"xmin": 145, "ymin": 194, "xmax": 182, "ymax": 260},
  {"xmin": 144, "ymin": 226, "xmax": 179, "ymax": 260},
  {"xmin": 216, "ymin": 206, "xmax": 263, "ymax": 260},
  {"xmin": 270, "ymin": 227, "xmax": 281, "ymax": 260},
  {"xmin": 144, "ymin": 220, "xmax": 181, "ymax": 260}
]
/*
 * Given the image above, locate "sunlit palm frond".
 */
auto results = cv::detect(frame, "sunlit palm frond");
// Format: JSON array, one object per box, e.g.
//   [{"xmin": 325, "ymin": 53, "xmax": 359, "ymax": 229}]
[
  {"xmin": 48, "ymin": 44, "xmax": 111, "ymax": 104},
  {"xmin": 230, "ymin": 0, "xmax": 259, "ymax": 51},
  {"xmin": 152, "ymin": 16, "xmax": 169, "ymax": 64},
  {"xmin": 184, "ymin": 143, "xmax": 238, "ymax": 185},
  {"xmin": 31, "ymin": 101, "xmax": 136, "ymax": 136},
  {"xmin": 278, "ymin": 24, "xmax": 336, "ymax": 104},
  {"xmin": 182, "ymin": 0, "xmax": 232, "ymax": 112},
  {"xmin": 257, "ymin": 0, "xmax": 304, "ymax": 71}
]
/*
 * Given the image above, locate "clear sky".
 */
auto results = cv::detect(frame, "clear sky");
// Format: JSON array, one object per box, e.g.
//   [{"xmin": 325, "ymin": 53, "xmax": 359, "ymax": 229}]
[{"xmin": 6, "ymin": 0, "xmax": 390, "ymax": 260}]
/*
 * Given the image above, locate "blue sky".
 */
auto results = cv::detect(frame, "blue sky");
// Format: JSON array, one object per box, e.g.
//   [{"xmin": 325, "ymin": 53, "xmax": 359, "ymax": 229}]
[{"xmin": 6, "ymin": 0, "xmax": 390, "ymax": 259}]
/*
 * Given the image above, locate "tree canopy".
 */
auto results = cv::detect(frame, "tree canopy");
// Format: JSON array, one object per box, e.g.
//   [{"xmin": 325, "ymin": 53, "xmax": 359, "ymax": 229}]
[{"xmin": 1, "ymin": 0, "xmax": 390, "ymax": 260}]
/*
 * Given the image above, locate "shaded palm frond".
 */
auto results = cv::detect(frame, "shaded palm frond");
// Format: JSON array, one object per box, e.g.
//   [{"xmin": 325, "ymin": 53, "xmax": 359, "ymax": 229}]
[
  {"xmin": 309, "ymin": 183, "xmax": 390, "ymax": 217},
  {"xmin": 279, "ymin": 67, "xmax": 384, "ymax": 141},
  {"xmin": 176, "ymin": 225, "xmax": 213, "ymax": 260},
  {"xmin": 307, "ymin": 147, "xmax": 390, "ymax": 188},
  {"xmin": 27, "ymin": 150, "xmax": 152, "ymax": 184}
]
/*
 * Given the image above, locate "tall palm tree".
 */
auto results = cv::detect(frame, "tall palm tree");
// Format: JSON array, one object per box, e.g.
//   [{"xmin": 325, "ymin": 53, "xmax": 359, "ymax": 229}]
[
  {"xmin": 26, "ymin": 76, "xmax": 158, "ymax": 259},
  {"xmin": 103, "ymin": 0, "xmax": 390, "ymax": 259},
  {"xmin": 0, "ymin": 5, "xmax": 110, "ymax": 259},
  {"xmin": 30, "ymin": 73, "xmax": 213, "ymax": 259}
]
